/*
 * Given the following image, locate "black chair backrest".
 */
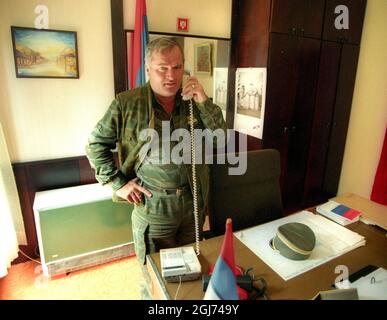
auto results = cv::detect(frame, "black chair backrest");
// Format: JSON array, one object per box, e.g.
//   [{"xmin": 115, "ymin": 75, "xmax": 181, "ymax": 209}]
[{"xmin": 208, "ymin": 149, "xmax": 283, "ymax": 236}]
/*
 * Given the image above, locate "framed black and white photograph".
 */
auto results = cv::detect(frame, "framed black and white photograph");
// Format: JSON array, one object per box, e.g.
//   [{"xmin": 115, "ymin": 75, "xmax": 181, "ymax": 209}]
[{"xmin": 234, "ymin": 68, "xmax": 267, "ymax": 139}]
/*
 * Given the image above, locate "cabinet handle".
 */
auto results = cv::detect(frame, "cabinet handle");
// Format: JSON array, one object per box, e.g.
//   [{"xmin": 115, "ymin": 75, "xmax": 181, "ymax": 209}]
[
  {"xmin": 283, "ymin": 126, "xmax": 289, "ymax": 133},
  {"xmin": 291, "ymin": 27, "xmax": 297, "ymax": 35},
  {"xmin": 338, "ymin": 36, "xmax": 345, "ymax": 43},
  {"xmin": 300, "ymin": 28, "xmax": 305, "ymax": 36},
  {"xmin": 291, "ymin": 126, "xmax": 296, "ymax": 133}
]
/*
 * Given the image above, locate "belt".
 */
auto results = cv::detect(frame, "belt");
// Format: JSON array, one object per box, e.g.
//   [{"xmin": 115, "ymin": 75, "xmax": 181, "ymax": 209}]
[{"xmin": 141, "ymin": 181, "xmax": 191, "ymax": 196}]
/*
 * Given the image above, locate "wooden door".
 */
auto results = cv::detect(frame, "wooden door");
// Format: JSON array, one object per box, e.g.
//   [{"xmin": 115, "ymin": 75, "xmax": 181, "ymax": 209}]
[
  {"xmin": 303, "ymin": 41, "xmax": 341, "ymax": 205},
  {"xmin": 263, "ymin": 33, "xmax": 321, "ymax": 207},
  {"xmin": 270, "ymin": 0, "xmax": 325, "ymax": 38},
  {"xmin": 282, "ymin": 36, "xmax": 321, "ymax": 206},
  {"xmin": 323, "ymin": 44, "xmax": 360, "ymax": 196},
  {"xmin": 263, "ymin": 33, "xmax": 299, "ymax": 175}
]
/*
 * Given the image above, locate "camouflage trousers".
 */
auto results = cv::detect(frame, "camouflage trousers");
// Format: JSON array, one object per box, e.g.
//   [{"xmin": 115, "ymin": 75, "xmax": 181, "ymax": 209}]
[
  {"xmin": 131, "ymin": 187, "xmax": 204, "ymax": 266},
  {"xmin": 131, "ymin": 187, "xmax": 204, "ymax": 299}
]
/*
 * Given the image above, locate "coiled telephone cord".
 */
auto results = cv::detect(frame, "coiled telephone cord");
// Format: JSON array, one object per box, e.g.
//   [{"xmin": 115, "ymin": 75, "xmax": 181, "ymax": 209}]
[{"xmin": 188, "ymin": 98, "xmax": 200, "ymax": 256}]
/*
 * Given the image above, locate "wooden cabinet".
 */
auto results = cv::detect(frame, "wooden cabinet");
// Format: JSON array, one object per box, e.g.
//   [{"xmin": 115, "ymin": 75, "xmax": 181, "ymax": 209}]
[
  {"xmin": 270, "ymin": 0, "xmax": 325, "ymax": 38},
  {"xmin": 230, "ymin": 0, "xmax": 366, "ymax": 211}
]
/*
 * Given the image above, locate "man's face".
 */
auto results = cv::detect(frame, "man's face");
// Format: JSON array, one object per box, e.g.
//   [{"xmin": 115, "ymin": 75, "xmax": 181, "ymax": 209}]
[{"xmin": 146, "ymin": 46, "xmax": 184, "ymax": 98}]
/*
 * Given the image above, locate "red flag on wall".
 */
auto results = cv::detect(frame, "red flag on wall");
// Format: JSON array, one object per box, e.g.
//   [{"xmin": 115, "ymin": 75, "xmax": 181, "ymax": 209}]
[{"xmin": 129, "ymin": 0, "xmax": 149, "ymax": 89}]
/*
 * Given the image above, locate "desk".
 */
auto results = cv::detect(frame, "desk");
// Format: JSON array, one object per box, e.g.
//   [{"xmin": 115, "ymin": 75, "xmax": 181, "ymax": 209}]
[{"xmin": 146, "ymin": 213, "xmax": 387, "ymax": 300}]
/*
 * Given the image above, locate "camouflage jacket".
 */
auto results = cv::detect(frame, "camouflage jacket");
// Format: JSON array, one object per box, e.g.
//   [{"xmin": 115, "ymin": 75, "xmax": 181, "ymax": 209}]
[{"xmin": 86, "ymin": 82, "xmax": 227, "ymax": 206}]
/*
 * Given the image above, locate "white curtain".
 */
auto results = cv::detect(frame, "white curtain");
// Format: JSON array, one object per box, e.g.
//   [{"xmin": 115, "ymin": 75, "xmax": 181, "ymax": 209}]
[{"xmin": 0, "ymin": 120, "xmax": 27, "ymax": 278}]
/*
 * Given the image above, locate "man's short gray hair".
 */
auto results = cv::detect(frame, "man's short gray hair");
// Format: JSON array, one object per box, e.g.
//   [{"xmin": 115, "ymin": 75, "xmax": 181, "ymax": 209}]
[{"xmin": 145, "ymin": 37, "xmax": 184, "ymax": 65}]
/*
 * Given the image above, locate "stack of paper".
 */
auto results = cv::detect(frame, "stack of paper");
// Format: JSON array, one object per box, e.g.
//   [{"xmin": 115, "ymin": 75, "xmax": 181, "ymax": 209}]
[
  {"xmin": 335, "ymin": 267, "xmax": 387, "ymax": 300},
  {"xmin": 235, "ymin": 211, "xmax": 366, "ymax": 281},
  {"xmin": 316, "ymin": 200, "xmax": 361, "ymax": 226}
]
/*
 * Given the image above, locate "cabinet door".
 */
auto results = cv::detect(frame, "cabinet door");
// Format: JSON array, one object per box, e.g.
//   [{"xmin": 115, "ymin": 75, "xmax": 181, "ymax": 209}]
[
  {"xmin": 323, "ymin": 44, "xmax": 360, "ymax": 195},
  {"xmin": 323, "ymin": 0, "xmax": 367, "ymax": 44},
  {"xmin": 270, "ymin": 0, "xmax": 325, "ymax": 38},
  {"xmin": 263, "ymin": 33, "xmax": 320, "ymax": 206},
  {"xmin": 263, "ymin": 33, "xmax": 299, "ymax": 174},
  {"xmin": 283, "ymin": 37, "xmax": 321, "ymax": 206},
  {"xmin": 303, "ymin": 41, "xmax": 341, "ymax": 205}
]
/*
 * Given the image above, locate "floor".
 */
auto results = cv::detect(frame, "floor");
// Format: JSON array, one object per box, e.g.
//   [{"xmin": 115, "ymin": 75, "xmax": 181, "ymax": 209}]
[
  {"xmin": 0, "ymin": 256, "xmax": 143, "ymax": 300},
  {"xmin": 1, "ymin": 216, "xmax": 211, "ymax": 300}
]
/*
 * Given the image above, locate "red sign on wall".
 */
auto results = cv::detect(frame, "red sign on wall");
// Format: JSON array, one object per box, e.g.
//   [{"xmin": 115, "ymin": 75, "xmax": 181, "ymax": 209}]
[{"xmin": 177, "ymin": 18, "xmax": 189, "ymax": 32}]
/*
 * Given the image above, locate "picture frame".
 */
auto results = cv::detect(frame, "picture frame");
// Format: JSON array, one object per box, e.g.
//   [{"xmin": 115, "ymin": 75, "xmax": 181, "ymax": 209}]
[
  {"xmin": 11, "ymin": 26, "xmax": 79, "ymax": 79},
  {"xmin": 234, "ymin": 68, "xmax": 267, "ymax": 139},
  {"xmin": 194, "ymin": 42, "xmax": 212, "ymax": 75}
]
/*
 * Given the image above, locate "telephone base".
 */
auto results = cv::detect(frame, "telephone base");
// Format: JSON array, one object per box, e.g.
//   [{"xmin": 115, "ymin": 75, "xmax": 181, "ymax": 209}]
[
  {"xmin": 164, "ymin": 271, "xmax": 202, "ymax": 283},
  {"xmin": 160, "ymin": 246, "xmax": 202, "ymax": 283}
]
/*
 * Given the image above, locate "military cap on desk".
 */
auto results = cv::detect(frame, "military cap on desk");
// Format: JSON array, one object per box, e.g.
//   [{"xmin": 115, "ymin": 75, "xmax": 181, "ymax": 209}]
[{"xmin": 271, "ymin": 222, "xmax": 316, "ymax": 260}]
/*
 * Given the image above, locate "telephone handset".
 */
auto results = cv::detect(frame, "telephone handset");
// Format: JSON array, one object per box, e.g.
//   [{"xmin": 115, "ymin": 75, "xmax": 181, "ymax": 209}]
[{"xmin": 182, "ymin": 69, "xmax": 194, "ymax": 101}]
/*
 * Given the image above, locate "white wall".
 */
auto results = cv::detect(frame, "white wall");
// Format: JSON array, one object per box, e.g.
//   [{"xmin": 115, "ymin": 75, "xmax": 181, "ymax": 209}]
[
  {"xmin": 0, "ymin": 0, "xmax": 115, "ymax": 162},
  {"xmin": 338, "ymin": 0, "xmax": 387, "ymax": 198}
]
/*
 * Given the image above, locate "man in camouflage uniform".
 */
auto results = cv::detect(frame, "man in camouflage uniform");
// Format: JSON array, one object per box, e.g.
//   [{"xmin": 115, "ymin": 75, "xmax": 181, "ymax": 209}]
[{"xmin": 86, "ymin": 38, "xmax": 226, "ymax": 297}]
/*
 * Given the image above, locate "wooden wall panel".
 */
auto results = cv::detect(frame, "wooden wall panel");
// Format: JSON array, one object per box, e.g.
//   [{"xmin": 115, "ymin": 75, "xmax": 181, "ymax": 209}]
[
  {"xmin": 111, "ymin": 0, "xmax": 127, "ymax": 95},
  {"xmin": 236, "ymin": 0, "xmax": 271, "ymax": 67}
]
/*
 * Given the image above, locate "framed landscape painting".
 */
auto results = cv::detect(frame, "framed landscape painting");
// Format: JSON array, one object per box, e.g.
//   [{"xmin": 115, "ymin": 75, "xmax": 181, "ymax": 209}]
[{"xmin": 11, "ymin": 26, "xmax": 79, "ymax": 79}]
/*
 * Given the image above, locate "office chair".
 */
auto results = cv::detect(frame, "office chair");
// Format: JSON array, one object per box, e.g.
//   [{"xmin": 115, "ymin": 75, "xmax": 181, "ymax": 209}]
[{"xmin": 206, "ymin": 149, "xmax": 283, "ymax": 237}]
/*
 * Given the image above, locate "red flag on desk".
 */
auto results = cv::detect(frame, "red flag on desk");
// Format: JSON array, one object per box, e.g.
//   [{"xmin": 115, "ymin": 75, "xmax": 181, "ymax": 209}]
[
  {"xmin": 204, "ymin": 219, "xmax": 239, "ymax": 300},
  {"xmin": 129, "ymin": 0, "xmax": 149, "ymax": 89}
]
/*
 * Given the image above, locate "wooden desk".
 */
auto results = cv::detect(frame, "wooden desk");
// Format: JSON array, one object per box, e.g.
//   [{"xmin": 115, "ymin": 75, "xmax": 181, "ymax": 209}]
[{"xmin": 146, "ymin": 218, "xmax": 387, "ymax": 300}]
